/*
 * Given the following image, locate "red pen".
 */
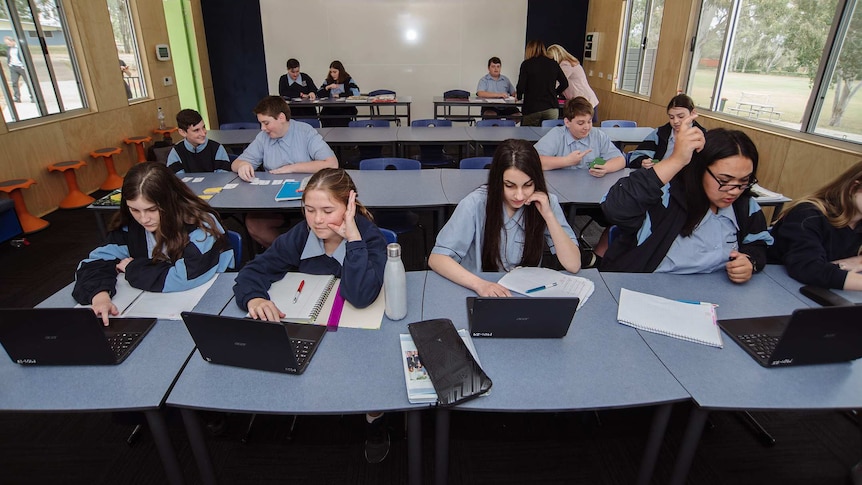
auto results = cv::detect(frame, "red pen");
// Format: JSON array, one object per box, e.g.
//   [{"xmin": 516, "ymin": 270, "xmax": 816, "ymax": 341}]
[{"xmin": 293, "ymin": 279, "xmax": 305, "ymax": 303}]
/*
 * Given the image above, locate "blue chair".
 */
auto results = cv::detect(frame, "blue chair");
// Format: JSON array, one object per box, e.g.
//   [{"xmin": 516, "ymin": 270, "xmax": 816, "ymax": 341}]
[
  {"xmin": 379, "ymin": 228, "xmax": 398, "ymax": 245},
  {"xmin": 359, "ymin": 158, "xmax": 421, "ymax": 170},
  {"xmin": 226, "ymin": 230, "xmax": 243, "ymax": 270},
  {"xmin": 410, "ymin": 119, "xmax": 454, "ymax": 168},
  {"xmin": 459, "ymin": 157, "xmax": 492, "ymax": 169},
  {"xmin": 367, "ymin": 89, "xmax": 400, "ymax": 126},
  {"xmin": 348, "ymin": 120, "xmax": 391, "ymax": 165},
  {"xmin": 475, "ymin": 119, "xmax": 516, "ymax": 127},
  {"xmin": 541, "ymin": 119, "xmax": 564, "ymax": 127},
  {"xmin": 600, "ymin": 120, "xmax": 637, "ymax": 128},
  {"xmin": 294, "ymin": 118, "xmax": 321, "ymax": 128},
  {"xmin": 219, "ymin": 122, "xmax": 259, "ymax": 130}
]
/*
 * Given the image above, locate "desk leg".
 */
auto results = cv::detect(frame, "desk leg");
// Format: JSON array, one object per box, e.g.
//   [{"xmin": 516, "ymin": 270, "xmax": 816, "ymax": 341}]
[
  {"xmin": 434, "ymin": 407, "xmax": 450, "ymax": 485},
  {"xmin": 408, "ymin": 410, "xmax": 422, "ymax": 485},
  {"xmin": 180, "ymin": 408, "xmax": 218, "ymax": 485},
  {"xmin": 144, "ymin": 409, "xmax": 185, "ymax": 485},
  {"xmin": 669, "ymin": 406, "xmax": 709, "ymax": 485},
  {"xmin": 93, "ymin": 211, "xmax": 107, "ymax": 240},
  {"xmin": 635, "ymin": 403, "xmax": 673, "ymax": 485}
]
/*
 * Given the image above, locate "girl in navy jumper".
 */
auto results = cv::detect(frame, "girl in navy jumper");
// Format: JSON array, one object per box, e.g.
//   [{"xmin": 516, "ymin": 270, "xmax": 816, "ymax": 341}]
[
  {"xmin": 73, "ymin": 162, "xmax": 234, "ymax": 325},
  {"xmin": 233, "ymin": 168, "xmax": 386, "ymax": 321}
]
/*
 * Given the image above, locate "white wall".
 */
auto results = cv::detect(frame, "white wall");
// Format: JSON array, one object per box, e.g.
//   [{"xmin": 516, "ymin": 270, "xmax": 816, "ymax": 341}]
[{"xmin": 259, "ymin": 0, "xmax": 528, "ymax": 122}]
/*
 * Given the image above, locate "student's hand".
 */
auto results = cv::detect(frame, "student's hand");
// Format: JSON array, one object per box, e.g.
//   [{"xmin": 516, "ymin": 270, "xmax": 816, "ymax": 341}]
[
  {"xmin": 326, "ymin": 83, "xmax": 338, "ymax": 91},
  {"xmin": 308, "ymin": 92, "xmax": 316, "ymax": 100},
  {"xmin": 726, "ymin": 250, "xmax": 754, "ymax": 284},
  {"xmin": 247, "ymin": 298, "xmax": 285, "ymax": 322},
  {"xmin": 567, "ymin": 149, "xmax": 592, "ymax": 168},
  {"xmin": 667, "ymin": 114, "xmax": 704, "ymax": 166},
  {"xmin": 236, "ymin": 161, "xmax": 256, "ymax": 182},
  {"xmin": 270, "ymin": 165, "xmax": 296, "ymax": 175},
  {"xmin": 588, "ymin": 165, "xmax": 609, "ymax": 178},
  {"xmin": 91, "ymin": 291, "xmax": 118, "ymax": 326},
  {"xmin": 525, "ymin": 191, "xmax": 554, "ymax": 219},
  {"xmin": 116, "ymin": 257, "xmax": 133, "ymax": 273},
  {"xmin": 300, "ymin": 93, "xmax": 309, "ymax": 99},
  {"xmin": 641, "ymin": 158, "xmax": 655, "ymax": 169},
  {"xmin": 328, "ymin": 190, "xmax": 361, "ymax": 242},
  {"xmin": 832, "ymin": 255, "xmax": 862, "ymax": 273},
  {"xmin": 474, "ymin": 280, "xmax": 512, "ymax": 297}
]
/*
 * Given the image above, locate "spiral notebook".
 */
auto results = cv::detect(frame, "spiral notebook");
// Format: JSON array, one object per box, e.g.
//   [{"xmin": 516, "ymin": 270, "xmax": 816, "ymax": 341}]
[{"xmin": 616, "ymin": 288, "xmax": 723, "ymax": 348}]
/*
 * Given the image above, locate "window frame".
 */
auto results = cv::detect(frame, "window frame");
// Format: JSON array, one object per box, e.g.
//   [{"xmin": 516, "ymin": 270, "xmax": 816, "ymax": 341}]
[{"xmin": 617, "ymin": 0, "xmax": 664, "ymax": 97}]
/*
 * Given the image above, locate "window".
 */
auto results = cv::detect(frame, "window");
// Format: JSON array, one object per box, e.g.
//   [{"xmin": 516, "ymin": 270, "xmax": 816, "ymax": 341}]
[
  {"xmin": 0, "ymin": 0, "xmax": 86, "ymax": 123},
  {"xmin": 108, "ymin": 0, "xmax": 146, "ymax": 101},
  {"xmin": 687, "ymin": 0, "xmax": 861, "ymax": 144},
  {"xmin": 618, "ymin": 0, "xmax": 665, "ymax": 96}
]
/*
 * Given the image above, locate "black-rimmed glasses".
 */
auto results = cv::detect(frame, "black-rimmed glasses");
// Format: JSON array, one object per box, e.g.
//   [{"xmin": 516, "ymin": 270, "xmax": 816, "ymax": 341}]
[{"xmin": 706, "ymin": 167, "xmax": 757, "ymax": 192}]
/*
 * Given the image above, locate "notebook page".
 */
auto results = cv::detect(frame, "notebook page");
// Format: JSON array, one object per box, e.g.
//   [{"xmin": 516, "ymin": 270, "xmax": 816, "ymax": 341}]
[
  {"xmin": 123, "ymin": 275, "xmax": 217, "ymax": 320},
  {"xmin": 74, "ymin": 275, "xmax": 142, "ymax": 314},
  {"xmin": 616, "ymin": 288, "xmax": 723, "ymax": 348},
  {"xmin": 497, "ymin": 267, "xmax": 594, "ymax": 309},
  {"xmin": 269, "ymin": 273, "xmax": 336, "ymax": 323}
]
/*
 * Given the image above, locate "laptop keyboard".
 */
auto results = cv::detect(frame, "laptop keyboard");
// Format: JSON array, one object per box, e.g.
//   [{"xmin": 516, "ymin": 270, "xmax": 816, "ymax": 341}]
[
  {"xmin": 737, "ymin": 333, "xmax": 780, "ymax": 359},
  {"xmin": 107, "ymin": 332, "xmax": 142, "ymax": 359},
  {"xmin": 291, "ymin": 338, "xmax": 317, "ymax": 366}
]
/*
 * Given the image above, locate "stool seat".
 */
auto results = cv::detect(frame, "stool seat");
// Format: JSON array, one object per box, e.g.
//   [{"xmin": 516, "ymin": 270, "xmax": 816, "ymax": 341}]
[
  {"xmin": 0, "ymin": 178, "xmax": 49, "ymax": 234},
  {"xmin": 153, "ymin": 127, "xmax": 177, "ymax": 143},
  {"xmin": 124, "ymin": 136, "xmax": 153, "ymax": 163},
  {"xmin": 90, "ymin": 147, "xmax": 123, "ymax": 190},
  {"xmin": 48, "ymin": 160, "xmax": 95, "ymax": 209}
]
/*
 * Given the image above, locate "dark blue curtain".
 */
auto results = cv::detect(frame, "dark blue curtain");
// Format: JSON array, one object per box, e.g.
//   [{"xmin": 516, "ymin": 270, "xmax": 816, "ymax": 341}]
[{"xmin": 525, "ymin": 0, "xmax": 590, "ymax": 62}]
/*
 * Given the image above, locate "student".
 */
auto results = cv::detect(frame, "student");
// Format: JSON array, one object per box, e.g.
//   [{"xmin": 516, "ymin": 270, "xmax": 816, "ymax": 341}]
[
  {"xmin": 72, "ymin": 162, "xmax": 234, "ymax": 325},
  {"xmin": 231, "ymin": 95, "xmax": 338, "ymax": 247},
  {"xmin": 534, "ymin": 96, "xmax": 625, "ymax": 177},
  {"xmin": 600, "ymin": 123, "xmax": 773, "ymax": 283},
  {"xmin": 628, "ymin": 94, "xmax": 707, "ymax": 169},
  {"xmin": 429, "ymin": 139, "xmax": 581, "ymax": 297},
  {"xmin": 317, "ymin": 60, "xmax": 360, "ymax": 127},
  {"xmin": 278, "ymin": 58, "xmax": 317, "ymax": 119},
  {"xmin": 4, "ymin": 36, "xmax": 27, "ymax": 103},
  {"xmin": 769, "ymin": 160, "xmax": 862, "ymax": 291},
  {"xmin": 166, "ymin": 108, "xmax": 231, "ymax": 174},
  {"xmin": 546, "ymin": 44, "xmax": 598, "ymax": 108},
  {"xmin": 476, "ymin": 56, "xmax": 519, "ymax": 120},
  {"xmin": 232, "ymin": 168, "xmax": 390, "ymax": 462},
  {"xmin": 516, "ymin": 40, "xmax": 568, "ymax": 126}
]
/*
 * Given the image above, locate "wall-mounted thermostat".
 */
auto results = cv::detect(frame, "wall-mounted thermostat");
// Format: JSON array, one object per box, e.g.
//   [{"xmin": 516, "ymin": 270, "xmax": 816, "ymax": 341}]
[
  {"xmin": 155, "ymin": 44, "xmax": 171, "ymax": 61},
  {"xmin": 584, "ymin": 32, "xmax": 599, "ymax": 61}
]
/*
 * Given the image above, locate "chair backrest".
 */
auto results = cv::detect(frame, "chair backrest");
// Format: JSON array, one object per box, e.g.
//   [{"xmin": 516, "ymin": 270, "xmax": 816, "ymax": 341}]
[
  {"xmin": 359, "ymin": 158, "xmax": 421, "ymax": 170},
  {"xmin": 600, "ymin": 119, "xmax": 637, "ymax": 128},
  {"xmin": 443, "ymin": 89, "xmax": 470, "ymax": 99},
  {"xmin": 475, "ymin": 119, "xmax": 517, "ymax": 127},
  {"xmin": 459, "ymin": 157, "xmax": 493, "ymax": 169},
  {"xmin": 293, "ymin": 118, "xmax": 321, "ymax": 128},
  {"xmin": 379, "ymin": 228, "xmax": 398, "ymax": 244},
  {"xmin": 151, "ymin": 146, "xmax": 172, "ymax": 165},
  {"xmin": 411, "ymin": 119, "xmax": 453, "ymax": 128},
  {"xmin": 348, "ymin": 119, "xmax": 390, "ymax": 128},
  {"xmin": 226, "ymin": 230, "xmax": 242, "ymax": 270},
  {"xmin": 219, "ymin": 122, "xmax": 259, "ymax": 130},
  {"xmin": 368, "ymin": 89, "xmax": 396, "ymax": 96},
  {"xmin": 607, "ymin": 225, "xmax": 621, "ymax": 246},
  {"xmin": 541, "ymin": 119, "xmax": 565, "ymax": 127}
]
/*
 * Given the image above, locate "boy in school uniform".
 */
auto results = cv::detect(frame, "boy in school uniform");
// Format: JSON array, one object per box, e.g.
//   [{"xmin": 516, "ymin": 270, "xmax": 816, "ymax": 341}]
[
  {"xmin": 534, "ymin": 97, "xmax": 625, "ymax": 177},
  {"xmin": 166, "ymin": 109, "xmax": 232, "ymax": 175},
  {"xmin": 476, "ymin": 56, "xmax": 520, "ymax": 120},
  {"xmin": 278, "ymin": 58, "xmax": 317, "ymax": 118},
  {"xmin": 232, "ymin": 95, "xmax": 338, "ymax": 248}
]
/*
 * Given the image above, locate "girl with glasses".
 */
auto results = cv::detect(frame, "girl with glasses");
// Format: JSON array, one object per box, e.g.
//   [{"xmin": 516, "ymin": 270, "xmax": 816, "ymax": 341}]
[{"xmin": 600, "ymin": 122, "xmax": 773, "ymax": 283}]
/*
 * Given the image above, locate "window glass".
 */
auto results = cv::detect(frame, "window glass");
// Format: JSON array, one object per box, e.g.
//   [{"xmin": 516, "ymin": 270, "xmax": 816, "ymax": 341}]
[
  {"xmin": 618, "ymin": 0, "xmax": 665, "ymax": 96},
  {"xmin": 108, "ymin": 0, "xmax": 146, "ymax": 101},
  {"xmin": 813, "ymin": 1, "xmax": 861, "ymax": 141}
]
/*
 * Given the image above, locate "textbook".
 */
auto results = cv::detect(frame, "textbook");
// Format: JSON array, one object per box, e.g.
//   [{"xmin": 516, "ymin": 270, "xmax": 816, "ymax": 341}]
[
  {"xmin": 616, "ymin": 288, "xmax": 723, "ymax": 348},
  {"xmin": 399, "ymin": 329, "xmax": 485, "ymax": 404},
  {"xmin": 497, "ymin": 267, "xmax": 594, "ymax": 309},
  {"xmin": 267, "ymin": 272, "xmax": 386, "ymax": 329},
  {"xmin": 274, "ymin": 176, "xmax": 310, "ymax": 201},
  {"xmin": 750, "ymin": 183, "xmax": 787, "ymax": 203},
  {"xmin": 75, "ymin": 273, "xmax": 217, "ymax": 320}
]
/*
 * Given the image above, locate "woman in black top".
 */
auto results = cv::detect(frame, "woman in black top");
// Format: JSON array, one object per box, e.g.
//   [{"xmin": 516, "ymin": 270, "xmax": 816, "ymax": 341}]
[{"xmin": 516, "ymin": 40, "xmax": 568, "ymax": 126}]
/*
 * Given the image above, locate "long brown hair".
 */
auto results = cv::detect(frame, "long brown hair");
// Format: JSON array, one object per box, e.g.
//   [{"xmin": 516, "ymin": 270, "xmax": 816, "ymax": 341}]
[
  {"xmin": 325, "ymin": 60, "xmax": 351, "ymax": 84},
  {"xmin": 302, "ymin": 168, "xmax": 373, "ymax": 221},
  {"xmin": 778, "ymin": 159, "xmax": 862, "ymax": 232},
  {"xmin": 110, "ymin": 162, "xmax": 229, "ymax": 262},
  {"xmin": 524, "ymin": 40, "xmax": 547, "ymax": 60},
  {"xmin": 481, "ymin": 139, "xmax": 549, "ymax": 271}
]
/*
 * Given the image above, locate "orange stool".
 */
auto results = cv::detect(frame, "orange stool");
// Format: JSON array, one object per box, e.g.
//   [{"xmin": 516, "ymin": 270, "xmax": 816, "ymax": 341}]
[
  {"xmin": 48, "ymin": 160, "xmax": 95, "ymax": 209},
  {"xmin": 153, "ymin": 127, "xmax": 177, "ymax": 143},
  {"xmin": 90, "ymin": 147, "xmax": 124, "ymax": 190},
  {"xmin": 0, "ymin": 178, "xmax": 49, "ymax": 234},
  {"xmin": 124, "ymin": 135, "xmax": 152, "ymax": 163}
]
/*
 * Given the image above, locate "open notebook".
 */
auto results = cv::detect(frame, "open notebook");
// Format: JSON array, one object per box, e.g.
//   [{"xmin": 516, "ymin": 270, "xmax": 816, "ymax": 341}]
[
  {"xmin": 616, "ymin": 288, "xmax": 723, "ymax": 348},
  {"xmin": 76, "ymin": 274, "xmax": 217, "ymax": 320},
  {"xmin": 497, "ymin": 267, "xmax": 594, "ymax": 309}
]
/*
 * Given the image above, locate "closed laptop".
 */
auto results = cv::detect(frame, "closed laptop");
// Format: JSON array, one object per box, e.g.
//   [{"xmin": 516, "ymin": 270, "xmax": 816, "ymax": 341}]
[{"xmin": 466, "ymin": 297, "xmax": 579, "ymax": 338}]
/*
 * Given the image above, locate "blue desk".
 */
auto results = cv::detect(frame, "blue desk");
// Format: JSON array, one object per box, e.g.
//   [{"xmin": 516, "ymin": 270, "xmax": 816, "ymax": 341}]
[
  {"xmin": 764, "ymin": 264, "xmax": 862, "ymax": 305},
  {"xmin": 422, "ymin": 269, "xmax": 689, "ymax": 485}
]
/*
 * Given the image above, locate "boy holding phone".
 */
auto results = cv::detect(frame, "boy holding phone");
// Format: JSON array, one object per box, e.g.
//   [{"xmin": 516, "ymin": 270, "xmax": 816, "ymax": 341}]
[{"xmin": 534, "ymin": 97, "xmax": 625, "ymax": 178}]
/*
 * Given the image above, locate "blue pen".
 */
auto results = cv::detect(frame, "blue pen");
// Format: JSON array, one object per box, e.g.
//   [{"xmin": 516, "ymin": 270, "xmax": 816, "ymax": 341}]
[
  {"xmin": 526, "ymin": 282, "xmax": 558, "ymax": 294},
  {"xmin": 677, "ymin": 299, "xmax": 703, "ymax": 305}
]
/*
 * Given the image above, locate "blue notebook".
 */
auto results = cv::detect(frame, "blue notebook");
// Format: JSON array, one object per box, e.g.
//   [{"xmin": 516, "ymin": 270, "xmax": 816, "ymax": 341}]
[{"xmin": 274, "ymin": 176, "xmax": 310, "ymax": 201}]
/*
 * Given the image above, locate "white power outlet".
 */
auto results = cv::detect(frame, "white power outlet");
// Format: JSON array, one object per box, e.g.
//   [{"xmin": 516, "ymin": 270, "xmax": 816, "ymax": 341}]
[
  {"xmin": 598, "ymin": 72, "xmax": 604, "ymax": 79},
  {"xmin": 163, "ymin": 76, "xmax": 173, "ymax": 86},
  {"xmin": 588, "ymin": 70, "xmax": 593, "ymax": 76}
]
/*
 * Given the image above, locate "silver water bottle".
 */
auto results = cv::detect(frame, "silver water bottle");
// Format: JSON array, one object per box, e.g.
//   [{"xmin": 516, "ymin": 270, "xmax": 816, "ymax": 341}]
[{"xmin": 384, "ymin": 243, "xmax": 407, "ymax": 320}]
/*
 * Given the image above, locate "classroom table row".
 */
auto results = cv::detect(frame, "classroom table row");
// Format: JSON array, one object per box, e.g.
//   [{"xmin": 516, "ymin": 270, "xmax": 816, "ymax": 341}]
[
  {"xmin": 4, "ymin": 267, "xmax": 860, "ymax": 484},
  {"xmin": 286, "ymin": 96, "xmax": 413, "ymax": 126}
]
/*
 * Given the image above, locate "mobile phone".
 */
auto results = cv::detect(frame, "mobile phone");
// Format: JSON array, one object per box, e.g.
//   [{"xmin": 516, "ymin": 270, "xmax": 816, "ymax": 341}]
[
  {"xmin": 589, "ymin": 157, "xmax": 606, "ymax": 169},
  {"xmin": 799, "ymin": 285, "xmax": 855, "ymax": 307}
]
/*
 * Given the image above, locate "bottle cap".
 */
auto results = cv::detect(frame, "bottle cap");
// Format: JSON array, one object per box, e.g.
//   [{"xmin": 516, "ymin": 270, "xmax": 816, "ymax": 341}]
[{"xmin": 387, "ymin": 243, "xmax": 401, "ymax": 258}]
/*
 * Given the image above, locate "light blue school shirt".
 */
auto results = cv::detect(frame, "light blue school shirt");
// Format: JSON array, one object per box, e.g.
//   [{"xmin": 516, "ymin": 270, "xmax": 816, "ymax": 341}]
[
  {"xmin": 167, "ymin": 138, "xmax": 230, "ymax": 175},
  {"xmin": 476, "ymin": 74, "xmax": 515, "ymax": 95},
  {"xmin": 533, "ymin": 126, "xmax": 623, "ymax": 169},
  {"xmin": 238, "ymin": 120, "xmax": 335, "ymax": 171},
  {"xmin": 655, "ymin": 205, "xmax": 740, "ymax": 274},
  {"xmin": 431, "ymin": 186, "xmax": 577, "ymax": 273}
]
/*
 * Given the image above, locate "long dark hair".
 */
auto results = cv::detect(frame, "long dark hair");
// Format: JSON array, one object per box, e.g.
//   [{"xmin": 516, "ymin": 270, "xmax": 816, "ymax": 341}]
[
  {"xmin": 678, "ymin": 128, "xmax": 759, "ymax": 236},
  {"xmin": 325, "ymin": 60, "xmax": 351, "ymax": 84},
  {"xmin": 110, "ymin": 162, "xmax": 229, "ymax": 262},
  {"xmin": 481, "ymin": 139, "xmax": 549, "ymax": 271}
]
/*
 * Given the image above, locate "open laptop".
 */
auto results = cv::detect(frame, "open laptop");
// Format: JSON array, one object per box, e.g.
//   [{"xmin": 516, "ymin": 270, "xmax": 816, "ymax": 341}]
[
  {"xmin": 466, "ymin": 297, "xmax": 579, "ymax": 338},
  {"xmin": 180, "ymin": 311, "xmax": 326, "ymax": 374},
  {"xmin": 719, "ymin": 305, "xmax": 862, "ymax": 367},
  {"xmin": 0, "ymin": 308, "xmax": 156, "ymax": 365}
]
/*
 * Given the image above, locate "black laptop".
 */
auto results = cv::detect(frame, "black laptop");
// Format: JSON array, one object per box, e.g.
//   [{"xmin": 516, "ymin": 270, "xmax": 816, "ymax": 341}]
[
  {"xmin": 466, "ymin": 297, "xmax": 579, "ymax": 338},
  {"xmin": 719, "ymin": 305, "xmax": 862, "ymax": 367},
  {"xmin": 180, "ymin": 311, "xmax": 326, "ymax": 374},
  {"xmin": 0, "ymin": 308, "xmax": 156, "ymax": 365}
]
